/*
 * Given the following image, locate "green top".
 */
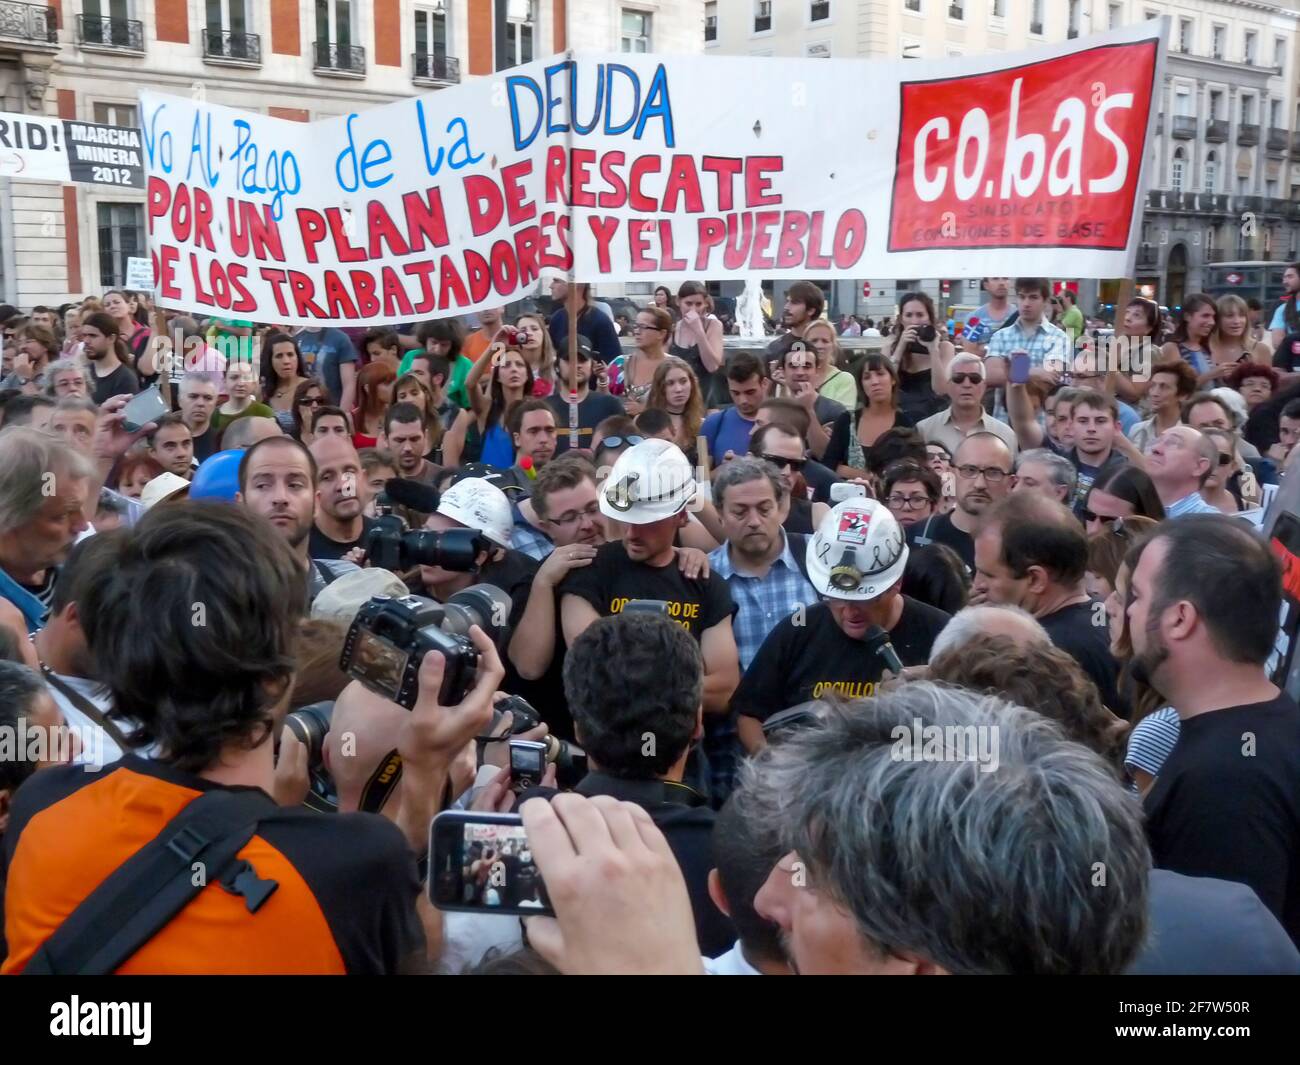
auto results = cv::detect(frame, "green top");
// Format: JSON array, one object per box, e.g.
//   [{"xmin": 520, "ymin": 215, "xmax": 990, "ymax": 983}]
[
  {"xmin": 818, "ymin": 368, "xmax": 858, "ymax": 409},
  {"xmin": 212, "ymin": 402, "xmax": 276, "ymax": 433},
  {"xmin": 398, "ymin": 351, "xmax": 474, "ymax": 409},
  {"xmin": 1060, "ymin": 305, "xmax": 1086, "ymax": 342}
]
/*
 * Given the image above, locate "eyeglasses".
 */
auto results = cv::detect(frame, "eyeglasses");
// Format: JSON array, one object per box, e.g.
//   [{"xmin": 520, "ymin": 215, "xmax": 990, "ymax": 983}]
[
  {"xmin": 955, "ymin": 464, "xmax": 1010, "ymax": 483},
  {"xmin": 886, "ymin": 494, "xmax": 931, "ymax": 510},
  {"xmin": 632, "ymin": 324, "xmax": 665, "ymax": 333},
  {"xmin": 597, "ymin": 435, "xmax": 644, "ymax": 451},
  {"xmin": 546, "ymin": 502, "xmax": 601, "ymax": 528},
  {"xmin": 950, "ymin": 373, "xmax": 984, "ymax": 385},
  {"xmin": 300, "ymin": 396, "xmax": 323, "ymax": 407},
  {"xmin": 761, "ymin": 454, "xmax": 807, "ymax": 472}
]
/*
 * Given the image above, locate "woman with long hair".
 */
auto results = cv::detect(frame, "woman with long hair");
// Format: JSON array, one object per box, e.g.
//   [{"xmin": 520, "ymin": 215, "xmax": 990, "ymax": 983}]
[
  {"xmin": 1205, "ymin": 294, "xmax": 1273, "ymax": 384},
  {"xmin": 101, "ymin": 290, "xmax": 150, "ymax": 367},
  {"xmin": 261, "ymin": 331, "xmax": 309, "ymax": 413},
  {"xmin": 1081, "ymin": 463, "xmax": 1166, "ymax": 535},
  {"xmin": 515, "ymin": 312, "xmax": 555, "ymax": 396},
  {"xmin": 1109, "ymin": 296, "xmax": 1165, "ymax": 404},
  {"xmin": 669, "ymin": 280, "xmax": 726, "ymax": 408},
  {"xmin": 290, "ymin": 378, "xmax": 327, "ymax": 442},
  {"xmin": 352, "ymin": 362, "xmax": 396, "ymax": 447},
  {"xmin": 1159, "ymin": 293, "xmax": 1216, "ymax": 376},
  {"xmin": 610, "ymin": 306, "xmax": 673, "ymax": 416},
  {"xmin": 884, "ymin": 291, "xmax": 954, "ymax": 421},
  {"xmin": 646, "ymin": 356, "xmax": 704, "ymax": 465},
  {"xmin": 822, "ymin": 353, "xmax": 916, "ymax": 478},
  {"xmin": 443, "ymin": 345, "xmax": 534, "ymax": 467},
  {"xmin": 800, "ymin": 319, "xmax": 858, "ymax": 409},
  {"xmin": 213, "ymin": 359, "xmax": 275, "ymax": 434},
  {"xmin": 652, "ymin": 285, "xmax": 678, "ymax": 321}
]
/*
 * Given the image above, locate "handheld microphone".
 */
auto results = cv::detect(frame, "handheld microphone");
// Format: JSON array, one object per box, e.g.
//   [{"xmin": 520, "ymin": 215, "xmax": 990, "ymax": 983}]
[
  {"xmin": 382, "ymin": 477, "xmax": 441, "ymax": 515},
  {"xmin": 864, "ymin": 625, "xmax": 904, "ymax": 676}
]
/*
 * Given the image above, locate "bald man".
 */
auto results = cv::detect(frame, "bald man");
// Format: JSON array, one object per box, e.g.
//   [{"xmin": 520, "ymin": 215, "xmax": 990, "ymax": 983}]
[
  {"xmin": 309, "ymin": 434, "xmax": 378, "ymax": 562},
  {"xmin": 221, "ymin": 415, "xmax": 283, "ymax": 451},
  {"xmin": 1143, "ymin": 425, "xmax": 1222, "ymax": 517}
]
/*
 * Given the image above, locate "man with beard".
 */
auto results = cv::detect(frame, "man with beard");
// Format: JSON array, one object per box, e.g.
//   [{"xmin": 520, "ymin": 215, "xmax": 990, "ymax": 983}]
[
  {"xmin": 309, "ymin": 434, "xmax": 377, "ymax": 561},
  {"xmin": 707, "ymin": 458, "xmax": 818, "ymax": 673},
  {"xmin": 734, "ymin": 498, "xmax": 950, "ymax": 752},
  {"xmin": 1128, "ymin": 516, "xmax": 1300, "ymax": 946},
  {"xmin": 379, "ymin": 403, "xmax": 441, "ymax": 486},
  {"xmin": 236, "ymin": 435, "xmax": 356, "ymax": 606},
  {"xmin": 907, "ymin": 431, "xmax": 1014, "ymax": 575},
  {"xmin": 545, "ymin": 337, "xmax": 624, "ymax": 455},
  {"xmin": 765, "ymin": 281, "xmax": 824, "ymax": 363}
]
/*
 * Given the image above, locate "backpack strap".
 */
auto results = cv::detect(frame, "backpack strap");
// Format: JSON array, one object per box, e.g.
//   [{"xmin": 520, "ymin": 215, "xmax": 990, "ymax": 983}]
[{"xmin": 22, "ymin": 788, "xmax": 279, "ymax": 975}]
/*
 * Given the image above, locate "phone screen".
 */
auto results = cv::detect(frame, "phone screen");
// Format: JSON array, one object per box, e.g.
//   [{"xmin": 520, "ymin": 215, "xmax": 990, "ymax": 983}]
[
  {"xmin": 1009, "ymin": 352, "xmax": 1032, "ymax": 385},
  {"xmin": 429, "ymin": 812, "xmax": 553, "ymax": 916},
  {"xmin": 121, "ymin": 386, "xmax": 168, "ymax": 432}
]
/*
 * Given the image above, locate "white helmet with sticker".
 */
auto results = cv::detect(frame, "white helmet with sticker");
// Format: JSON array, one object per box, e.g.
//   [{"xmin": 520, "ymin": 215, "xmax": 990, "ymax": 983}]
[{"xmin": 806, "ymin": 498, "xmax": 909, "ymax": 601}]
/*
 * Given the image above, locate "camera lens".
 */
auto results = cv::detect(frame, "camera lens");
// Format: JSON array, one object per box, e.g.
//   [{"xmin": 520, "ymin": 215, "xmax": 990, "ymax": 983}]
[
  {"xmin": 400, "ymin": 527, "xmax": 483, "ymax": 571},
  {"xmin": 284, "ymin": 701, "xmax": 334, "ymax": 768},
  {"xmin": 442, "ymin": 584, "xmax": 514, "ymax": 647}
]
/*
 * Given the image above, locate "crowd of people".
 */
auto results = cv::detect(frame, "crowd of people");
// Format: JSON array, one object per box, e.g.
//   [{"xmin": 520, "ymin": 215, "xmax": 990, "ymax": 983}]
[{"xmin": 0, "ymin": 266, "xmax": 1298, "ymax": 976}]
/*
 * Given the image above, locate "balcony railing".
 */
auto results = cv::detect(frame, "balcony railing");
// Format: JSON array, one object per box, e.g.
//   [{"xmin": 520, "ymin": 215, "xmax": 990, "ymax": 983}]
[
  {"xmin": 1205, "ymin": 119, "xmax": 1229, "ymax": 142},
  {"xmin": 77, "ymin": 14, "xmax": 145, "ymax": 52},
  {"xmin": 1146, "ymin": 190, "xmax": 1232, "ymax": 215},
  {"xmin": 1171, "ymin": 115, "xmax": 1197, "ymax": 139},
  {"xmin": 412, "ymin": 52, "xmax": 459, "ymax": 83},
  {"xmin": 0, "ymin": 0, "xmax": 56, "ymax": 44},
  {"xmin": 1206, "ymin": 249, "xmax": 1230, "ymax": 263},
  {"xmin": 203, "ymin": 28, "xmax": 262, "ymax": 64},
  {"xmin": 1237, "ymin": 123, "xmax": 1260, "ymax": 146},
  {"xmin": 1266, "ymin": 127, "xmax": 1289, "ymax": 152},
  {"xmin": 1237, "ymin": 194, "xmax": 1263, "ymax": 214},
  {"xmin": 314, "ymin": 39, "xmax": 366, "ymax": 75}
]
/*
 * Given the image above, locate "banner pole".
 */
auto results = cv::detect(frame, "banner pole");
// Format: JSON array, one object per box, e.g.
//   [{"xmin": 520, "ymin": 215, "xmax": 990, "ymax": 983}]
[{"xmin": 563, "ymin": 39, "xmax": 579, "ymax": 452}]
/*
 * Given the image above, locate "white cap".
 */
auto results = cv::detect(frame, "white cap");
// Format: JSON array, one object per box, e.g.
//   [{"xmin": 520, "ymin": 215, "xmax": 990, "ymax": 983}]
[
  {"xmin": 437, "ymin": 477, "xmax": 514, "ymax": 548},
  {"xmin": 806, "ymin": 498, "xmax": 908, "ymax": 601},
  {"xmin": 599, "ymin": 439, "xmax": 696, "ymax": 525},
  {"xmin": 311, "ymin": 567, "xmax": 409, "ymax": 623},
  {"xmin": 139, "ymin": 472, "xmax": 191, "ymax": 510}
]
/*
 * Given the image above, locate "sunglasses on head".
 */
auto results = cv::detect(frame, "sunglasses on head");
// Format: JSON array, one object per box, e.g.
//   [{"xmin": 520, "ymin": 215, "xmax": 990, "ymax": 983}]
[
  {"xmin": 761, "ymin": 453, "xmax": 806, "ymax": 472},
  {"xmin": 598, "ymin": 435, "xmax": 643, "ymax": 451}
]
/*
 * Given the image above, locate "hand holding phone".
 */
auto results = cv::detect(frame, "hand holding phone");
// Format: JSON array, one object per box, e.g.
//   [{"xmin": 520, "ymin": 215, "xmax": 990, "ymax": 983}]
[
  {"xmin": 429, "ymin": 811, "xmax": 554, "ymax": 916},
  {"xmin": 121, "ymin": 386, "xmax": 168, "ymax": 433},
  {"xmin": 1009, "ymin": 351, "xmax": 1031, "ymax": 385}
]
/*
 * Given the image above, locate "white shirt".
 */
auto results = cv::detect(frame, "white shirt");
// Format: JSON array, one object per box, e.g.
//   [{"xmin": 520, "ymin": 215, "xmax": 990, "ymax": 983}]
[
  {"xmin": 44, "ymin": 672, "xmax": 123, "ymax": 768},
  {"xmin": 703, "ymin": 941, "xmax": 763, "ymax": 975}
]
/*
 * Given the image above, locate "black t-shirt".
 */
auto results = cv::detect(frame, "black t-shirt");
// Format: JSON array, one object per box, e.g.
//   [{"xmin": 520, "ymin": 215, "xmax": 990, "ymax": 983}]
[
  {"xmin": 478, "ymin": 549, "xmax": 540, "ymax": 633},
  {"xmin": 733, "ymin": 597, "xmax": 951, "ymax": 722},
  {"xmin": 906, "ymin": 512, "xmax": 975, "ymax": 575},
  {"xmin": 1272, "ymin": 332, "xmax": 1300, "ymax": 373},
  {"xmin": 1039, "ymin": 599, "xmax": 1124, "ymax": 715},
  {"xmin": 192, "ymin": 425, "xmax": 218, "ymax": 463},
  {"xmin": 560, "ymin": 540, "xmax": 734, "ymax": 640},
  {"xmin": 546, "ymin": 391, "xmax": 625, "ymax": 455},
  {"xmin": 823, "ymin": 408, "xmax": 918, "ymax": 470},
  {"xmin": 309, "ymin": 517, "xmax": 379, "ymax": 561},
  {"xmin": 897, "ymin": 367, "xmax": 949, "ymax": 422},
  {"xmin": 801, "ymin": 458, "xmax": 842, "ymax": 504},
  {"xmin": 1144, "ymin": 693, "xmax": 1300, "ymax": 946},
  {"xmin": 91, "ymin": 363, "xmax": 139, "ymax": 406}
]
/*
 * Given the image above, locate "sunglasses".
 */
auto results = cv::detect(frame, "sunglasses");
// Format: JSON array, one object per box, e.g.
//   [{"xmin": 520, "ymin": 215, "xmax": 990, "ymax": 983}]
[
  {"xmin": 950, "ymin": 373, "xmax": 984, "ymax": 385},
  {"xmin": 1217, "ymin": 452, "xmax": 1232, "ymax": 466},
  {"xmin": 300, "ymin": 396, "xmax": 324, "ymax": 407},
  {"xmin": 597, "ymin": 435, "xmax": 644, "ymax": 451},
  {"xmin": 761, "ymin": 454, "xmax": 806, "ymax": 472}
]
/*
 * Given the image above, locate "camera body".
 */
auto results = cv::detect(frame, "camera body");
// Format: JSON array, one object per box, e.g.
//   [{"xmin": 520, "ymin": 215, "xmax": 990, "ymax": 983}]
[{"xmin": 905, "ymin": 323, "xmax": 938, "ymax": 355}]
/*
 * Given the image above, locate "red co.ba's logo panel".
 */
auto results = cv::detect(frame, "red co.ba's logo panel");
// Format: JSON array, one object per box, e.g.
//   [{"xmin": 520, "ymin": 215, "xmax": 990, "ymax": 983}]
[{"xmin": 889, "ymin": 41, "xmax": 1158, "ymax": 252}]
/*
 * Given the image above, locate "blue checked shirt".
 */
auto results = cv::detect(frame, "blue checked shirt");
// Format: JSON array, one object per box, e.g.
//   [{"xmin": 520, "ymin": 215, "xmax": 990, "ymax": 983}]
[
  {"xmin": 985, "ymin": 316, "xmax": 1072, "ymax": 372},
  {"xmin": 510, "ymin": 508, "xmax": 556, "ymax": 560},
  {"xmin": 708, "ymin": 533, "xmax": 821, "ymax": 672}
]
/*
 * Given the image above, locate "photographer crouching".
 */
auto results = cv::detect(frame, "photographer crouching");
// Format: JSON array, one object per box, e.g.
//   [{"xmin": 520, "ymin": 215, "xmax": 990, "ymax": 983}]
[{"xmin": 1, "ymin": 501, "xmax": 506, "ymax": 975}]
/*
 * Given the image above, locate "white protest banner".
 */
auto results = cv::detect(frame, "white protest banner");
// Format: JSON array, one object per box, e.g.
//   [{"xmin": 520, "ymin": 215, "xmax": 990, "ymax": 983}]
[
  {"xmin": 0, "ymin": 110, "xmax": 145, "ymax": 188},
  {"xmin": 142, "ymin": 19, "xmax": 1165, "ymax": 327},
  {"xmin": 125, "ymin": 256, "xmax": 155, "ymax": 291}
]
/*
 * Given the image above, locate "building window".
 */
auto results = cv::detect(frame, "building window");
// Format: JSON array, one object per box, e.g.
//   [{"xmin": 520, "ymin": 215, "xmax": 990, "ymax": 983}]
[
  {"xmin": 948, "ymin": 1, "xmax": 963, "ymax": 20},
  {"xmin": 1241, "ymin": 95, "xmax": 1255, "ymax": 124},
  {"xmin": 1270, "ymin": 98, "xmax": 1282, "ymax": 128},
  {"xmin": 1209, "ymin": 89, "xmax": 1222, "ymax": 120},
  {"xmin": 1108, "ymin": 3, "xmax": 1121, "ymax": 30},
  {"xmin": 991, "ymin": 0, "xmax": 1006, "ymax": 17},
  {"xmin": 414, "ymin": 6, "xmax": 448, "ymax": 61},
  {"xmin": 1266, "ymin": 179, "xmax": 1277, "ymax": 198},
  {"xmin": 206, "ymin": 0, "xmax": 249, "ymax": 37},
  {"xmin": 1243, "ymin": 30, "xmax": 1257, "ymax": 64},
  {"xmin": 1275, "ymin": 37, "xmax": 1286, "ymax": 71},
  {"xmin": 904, "ymin": 0, "xmax": 921, "ymax": 12},
  {"xmin": 1204, "ymin": 152, "xmax": 1217, "ymax": 192},
  {"xmin": 810, "ymin": 0, "xmax": 829, "ymax": 22},
  {"xmin": 1177, "ymin": 18, "xmax": 1192, "ymax": 53},
  {"xmin": 315, "ymin": 0, "xmax": 354, "ymax": 49},
  {"xmin": 97, "ymin": 203, "xmax": 144, "ymax": 289},
  {"xmin": 83, "ymin": 0, "xmax": 132, "ymax": 23},
  {"xmin": 753, "ymin": 1, "xmax": 771, "ymax": 33},
  {"xmin": 1067, "ymin": 0, "xmax": 1080, "ymax": 38},
  {"xmin": 93, "ymin": 101, "xmax": 137, "ymax": 126},
  {"xmin": 1209, "ymin": 24, "xmax": 1224, "ymax": 60},
  {"xmin": 622, "ymin": 9, "xmax": 651, "ymax": 51},
  {"xmin": 1170, "ymin": 148, "xmax": 1185, "ymax": 192},
  {"xmin": 1029, "ymin": 0, "xmax": 1043, "ymax": 35},
  {"xmin": 497, "ymin": 0, "xmax": 533, "ymax": 69},
  {"xmin": 704, "ymin": 1, "xmax": 716, "ymax": 42},
  {"xmin": 1174, "ymin": 87, "xmax": 1191, "ymax": 117}
]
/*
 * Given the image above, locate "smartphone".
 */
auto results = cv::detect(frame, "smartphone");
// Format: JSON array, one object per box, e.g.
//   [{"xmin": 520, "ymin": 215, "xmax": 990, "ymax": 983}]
[
  {"xmin": 429, "ymin": 810, "xmax": 553, "ymax": 917},
  {"xmin": 829, "ymin": 482, "xmax": 868, "ymax": 502},
  {"xmin": 508, "ymin": 739, "xmax": 547, "ymax": 794},
  {"xmin": 623, "ymin": 599, "xmax": 671, "ymax": 615},
  {"xmin": 1009, "ymin": 351, "xmax": 1032, "ymax": 385},
  {"xmin": 122, "ymin": 386, "xmax": 168, "ymax": 432}
]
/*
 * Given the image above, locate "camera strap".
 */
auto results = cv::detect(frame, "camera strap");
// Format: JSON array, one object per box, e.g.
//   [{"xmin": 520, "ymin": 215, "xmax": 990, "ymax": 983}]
[
  {"xmin": 356, "ymin": 748, "xmax": 403, "ymax": 814},
  {"xmin": 39, "ymin": 662, "xmax": 133, "ymax": 750},
  {"xmin": 22, "ymin": 789, "xmax": 279, "ymax": 975}
]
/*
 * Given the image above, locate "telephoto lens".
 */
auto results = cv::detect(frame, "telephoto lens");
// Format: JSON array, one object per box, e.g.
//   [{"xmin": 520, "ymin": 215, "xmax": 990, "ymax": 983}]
[
  {"xmin": 441, "ymin": 584, "xmax": 516, "ymax": 648},
  {"xmin": 283, "ymin": 701, "xmax": 334, "ymax": 767}
]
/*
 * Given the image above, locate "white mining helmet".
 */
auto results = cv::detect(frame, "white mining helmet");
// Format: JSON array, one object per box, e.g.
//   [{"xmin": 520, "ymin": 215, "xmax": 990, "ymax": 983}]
[
  {"xmin": 436, "ymin": 477, "xmax": 514, "ymax": 548},
  {"xmin": 806, "ymin": 498, "xmax": 909, "ymax": 601},
  {"xmin": 598, "ymin": 438, "xmax": 697, "ymax": 525}
]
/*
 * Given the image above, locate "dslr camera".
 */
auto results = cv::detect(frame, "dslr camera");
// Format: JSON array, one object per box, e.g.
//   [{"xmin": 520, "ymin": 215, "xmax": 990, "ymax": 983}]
[
  {"xmin": 905, "ymin": 323, "xmax": 937, "ymax": 355},
  {"xmin": 340, "ymin": 587, "xmax": 514, "ymax": 710},
  {"xmin": 366, "ymin": 511, "xmax": 485, "ymax": 574}
]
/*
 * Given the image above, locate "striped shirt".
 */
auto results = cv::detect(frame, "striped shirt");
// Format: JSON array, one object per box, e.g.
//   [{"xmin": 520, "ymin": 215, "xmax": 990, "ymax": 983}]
[
  {"xmin": 1165, "ymin": 492, "xmax": 1223, "ymax": 519},
  {"xmin": 1125, "ymin": 707, "xmax": 1181, "ymax": 790}
]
